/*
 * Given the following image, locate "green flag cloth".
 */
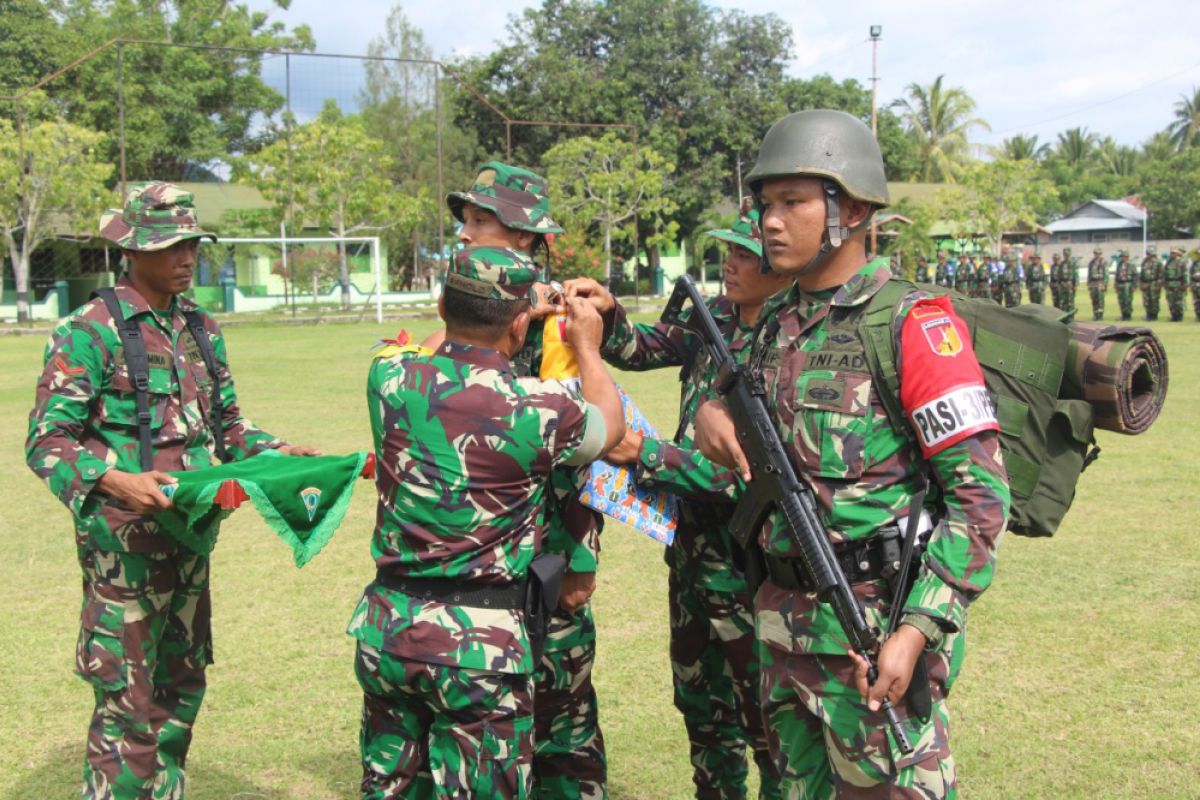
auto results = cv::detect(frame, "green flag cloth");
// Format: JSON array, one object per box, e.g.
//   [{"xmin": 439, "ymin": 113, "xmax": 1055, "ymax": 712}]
[{"xmin": 156, "ymin": 450, "xmax": 371, "ymax": 566}]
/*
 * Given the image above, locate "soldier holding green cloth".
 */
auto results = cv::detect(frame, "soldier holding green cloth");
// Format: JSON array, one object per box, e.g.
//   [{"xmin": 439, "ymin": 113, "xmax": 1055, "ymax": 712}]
[
  {"xmin": 350, "ymin": 246, "xmax": 622, "ymax": 798},
  {"xmin": 25, "ymin": 182, "xmax": 319, "ymax": 799}
]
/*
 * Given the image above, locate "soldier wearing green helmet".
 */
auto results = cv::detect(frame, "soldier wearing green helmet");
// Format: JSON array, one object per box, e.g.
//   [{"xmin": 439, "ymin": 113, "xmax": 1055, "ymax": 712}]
[
  {"xmin": 1086, "ymin": 247, "xmax": 1109, "ymax": 320},
  {"xmin": 1114, "ymin": 248, "xmax": 1137, "ymax": 320},
  {"xmin": 1162, "ymin": 246, "xmax": 1188, "ymax": 321},
  {"xmin": 1140, "ymin": 245, "xmax": 1162, "ymax": 320},
  {"xmin": 692, "ymin": 110, "xmax": 1010, "ymax": 799},
  {"xmin": 420, "ymin": 161, "xmax": 612, "ymax": 800}
]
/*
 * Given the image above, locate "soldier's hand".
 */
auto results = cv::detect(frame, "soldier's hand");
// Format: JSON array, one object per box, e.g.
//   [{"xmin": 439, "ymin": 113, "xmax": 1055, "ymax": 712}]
[
  {"xmin": 558, "ymin": 571, "xmax": 597, "ymax": 613},
  {"xmin": 277, "ymin": 444, "xmax": 322, "ymax": 457},
  {"xmin": 605, "ymin": 427, "xmax": 644, "ymax": 465},
  {"xmin": 527, "ymin": 281, "xmax": 564, "ymax": 320},
  {"xmin": 563, "ymin": 278, "xmax": 616, "ymax": 315},
  {"xmin": 97, "ymin": 469, "xmax": 177, "ymax": 513},
  {"xmin": 694, "ymin": 400, "xmax": 750, "ymax": 481},
  {"xmin": 563, "ymin": 296, "xmax": 604, "ymax": 352},
  {"xmin": 848, "ymin": 624, "xmax": 927, "ymax": 712}
]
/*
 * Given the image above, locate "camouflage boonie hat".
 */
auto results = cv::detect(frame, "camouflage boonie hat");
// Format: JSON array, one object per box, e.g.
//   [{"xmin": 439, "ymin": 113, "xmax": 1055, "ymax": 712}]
[
  {"xmin": 445, "ymin": 247, "xmax": 539, "ymax": 302},
  {"xmin": 99, "ymin": 181, "xmax": 216, "ymax": 251},
  {"xmin": 447, "ymin": 162, "xmax": 564, "ymax": 235},
  {"xmin": 705, "ymin": 198, "xmax": 762, "ymax": 257},
  {"xmin": 1094, "ymin": 247, "xmax": 1103, "ymax": 254}
]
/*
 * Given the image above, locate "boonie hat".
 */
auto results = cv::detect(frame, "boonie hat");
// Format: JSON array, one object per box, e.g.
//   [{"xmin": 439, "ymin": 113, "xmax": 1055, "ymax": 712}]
[
  {"xmin": 100, "ymin": 181, "xmax": 216, "ymax": 251},
  {"xmin": 447, "ymin": 162, "xmax": 563, "ymax": 234},
  {"xmin": 705, "ymin": 199, "xmax": 762, "ymax": 258}
]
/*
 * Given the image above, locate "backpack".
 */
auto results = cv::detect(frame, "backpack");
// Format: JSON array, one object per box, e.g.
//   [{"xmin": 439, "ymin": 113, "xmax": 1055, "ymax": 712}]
[{"xmin": 858, "ymin": 279, "xmax": 1098, "ymax": 537}]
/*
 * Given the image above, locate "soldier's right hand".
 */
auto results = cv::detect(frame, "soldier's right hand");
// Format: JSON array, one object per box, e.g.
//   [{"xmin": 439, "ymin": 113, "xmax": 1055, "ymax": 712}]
[
  {"xmin": 695, "ymin": 399, "xmax": 751, "ymax": 481},
  {"xmin": 96, "ymin": 469, "xmax": 177, "ymax": 513},
  {"xmin": 562, "ymin": 278, "xmax": 616, "ymax": 315},
  {"xmin": 563, "ymin": 296, "xmax": 604, "ymax": 353}
]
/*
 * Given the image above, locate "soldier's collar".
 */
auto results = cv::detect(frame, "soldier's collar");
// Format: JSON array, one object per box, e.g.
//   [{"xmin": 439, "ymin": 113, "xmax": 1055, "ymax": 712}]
[
  {"xmin": 437, "ymin": 338, "xmax": 514, "ymax": 373},
  {"xmin": 830, "ymin": 258, "xmax": 891, "ymax": 308}
]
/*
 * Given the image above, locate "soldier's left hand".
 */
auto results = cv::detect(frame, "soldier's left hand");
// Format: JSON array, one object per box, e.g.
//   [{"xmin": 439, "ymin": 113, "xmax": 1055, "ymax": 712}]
[
  {"xmin": 558, "ymin": 571, "xmax": 597, "ymax": 613},
  {"xmin": 847, "ymin": 624, "xmax": 927, "ymax": 712},
  {"xmin": 605, "ymin": 428, "xmax": 643, "ymax": 465},
  {"xmin": 277, "ymin": 444, "xmax": 322, "ymax": 457}
]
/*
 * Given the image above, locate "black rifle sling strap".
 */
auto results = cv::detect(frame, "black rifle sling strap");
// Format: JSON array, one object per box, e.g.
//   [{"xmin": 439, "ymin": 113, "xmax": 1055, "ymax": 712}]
[
  {"xmin": 92, "ymin": 288, "xmax": 155, "ymax": 473},
  {"xmin": 182, "ymin": 310, "xmax": 228, "ymax": 463}
]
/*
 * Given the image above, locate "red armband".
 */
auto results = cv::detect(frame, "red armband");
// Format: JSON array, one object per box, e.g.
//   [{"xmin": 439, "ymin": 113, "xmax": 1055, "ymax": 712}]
[{"xmin": 899, "ymin": 296, "xmax": 998, "ymax": 457}]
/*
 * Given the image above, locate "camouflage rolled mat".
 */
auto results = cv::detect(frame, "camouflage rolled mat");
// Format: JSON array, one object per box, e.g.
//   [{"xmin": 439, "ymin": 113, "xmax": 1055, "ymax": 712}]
[{"xmin": 1061, "ymin": 323, "xmax": 1168, "ymax": 434}]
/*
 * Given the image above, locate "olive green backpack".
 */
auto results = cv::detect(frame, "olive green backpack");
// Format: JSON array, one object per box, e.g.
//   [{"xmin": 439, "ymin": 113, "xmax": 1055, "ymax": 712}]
[{"xmin": 859, "ymin": 279, "xmax": 1098, "ymax": 537}]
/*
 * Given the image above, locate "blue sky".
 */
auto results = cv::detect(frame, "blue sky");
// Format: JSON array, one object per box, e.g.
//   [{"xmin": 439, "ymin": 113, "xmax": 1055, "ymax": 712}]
[{"xmin": 246, "ymin": 0, "xmax": 1200, "ymax": 149}]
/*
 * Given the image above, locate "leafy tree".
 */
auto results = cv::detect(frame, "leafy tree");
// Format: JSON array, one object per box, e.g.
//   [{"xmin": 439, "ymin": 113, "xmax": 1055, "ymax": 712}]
[
  {"xmin": 935, "ymin": 159, "xmax": 1058, "ymax": 254},
  {"xmin": 893, "ymin": 74, "xmax": 988, "ymax": 182},
  {"xmin": 996, "ymin": 134, "xmax": 1049, "ymax": 162},
  {"xmin": 543, "ymin": 132, "xmax": 677, "ymax": 280},
  {"xmin": 1139, "ymin": 147, "xmax": 1200, "ymax": 237},
  {"xmin": 1097, "ymin": 136, "xmax": 1139, "ymax": 178},
  {"xmin": 1168, "ymin": 86, "xmax": 1200, "ymax": 151},
  {"xmin": 0, "ymin": 0, "xmax": 61, "ymax": 97},
  {"xmin": 1052, "ymin": 127, "xmax": 1098, "ymax": 169},
  {"xmin": 0, "ymin": 112, "xmax": 111, "ymax": 321},
  {"xmin": 547, "ymin": 230, "xmax": 605, "ymax": 281},
  {"xmin": 239, "ymin": 102, "xmax": 421, "ymax": 309},
  {"xmin": 881, "ymin": 197, "xmax": 936, "ymax": 274}
]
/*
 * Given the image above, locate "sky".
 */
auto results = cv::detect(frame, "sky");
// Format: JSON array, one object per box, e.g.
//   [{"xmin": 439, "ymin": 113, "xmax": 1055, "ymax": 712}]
[{"xmin": 245, "ymin": 0, "xmax": 1200, "ymax": 150}]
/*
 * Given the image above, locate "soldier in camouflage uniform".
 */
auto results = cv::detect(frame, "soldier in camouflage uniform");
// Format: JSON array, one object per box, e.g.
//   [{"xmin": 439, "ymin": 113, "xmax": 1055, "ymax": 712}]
[
  {"xmin": 933, "ymin": 251, "xmax": 953, "ymax": 288},
  {"xmin": 351, "ymin": 247, "xmax": 622, "ymax": 799},
  {"xmin": 1086, "ymin": 247, "xmax": 1109, "ymax": 320},
  {"xmin": 694, "ymin": 110, "xmax": 1011, "ymax": 800},
  {"xmin": 914, "ymin": 255, "xmax": 932, "ymax": 284},
  {"xmin": 974, "ymin": 255, "xmax": 993, "ymax": 300},
  {"xmin": 1140, "ymin": 246, "xmax": 1162, "ymax": 321},
  {"xmin": 1025, "ymin": 253, "xmax": 1047, "ymax": 305},
  {"xmin": 440, "ymin": 162, "xmax": 611, "ymax": 799},
  {"xmin": 1000, "ymin": 253, "xmax": 1022, "ymax": 307},
  {"xmin": 1114, "ymin": 249, "xmax": 1137, "ymax": 321},
  {"xmin": 568, "ymin": 203, "xmax": 788, "ymax": 800},
  {"xmin": 1058, "ymin": 248, "xmax": 1079, "ymax": 314},
  {"xmin": 1191, "ymin": 251, "xmax": 1200, "ymax": 321},
  {"xmin": 953, "ymin": 254, "xmax": 974, "ymax": 296},
  {"xmin": 25, "ymin": 182, "xmax": 318, "ymax": 800},
  {"xmin": 1162, "ymin": 246, "xmax": 1187, "ymax": 322},
  {"xmin": 1048, "ymin": 253, "xmax": 1063, "ymax": 309}
]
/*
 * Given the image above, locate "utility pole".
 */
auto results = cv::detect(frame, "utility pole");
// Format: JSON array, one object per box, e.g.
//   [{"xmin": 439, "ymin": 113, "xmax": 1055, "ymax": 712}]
[{"xmin": 869, "ymin": 25, "xmax": 881, "ymax": 259}]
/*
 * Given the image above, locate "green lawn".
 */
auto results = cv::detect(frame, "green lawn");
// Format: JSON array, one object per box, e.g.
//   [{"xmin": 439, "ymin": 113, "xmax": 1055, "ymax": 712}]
[{"xmin": 1, "ymin": 292, "xmax": 1197, "ymax": 799}]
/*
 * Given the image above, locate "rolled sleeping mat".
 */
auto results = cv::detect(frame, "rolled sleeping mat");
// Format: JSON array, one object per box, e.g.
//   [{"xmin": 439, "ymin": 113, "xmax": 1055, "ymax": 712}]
[{"xmin": 1060, "ymin": 323, "xmax": 1168, "ymax": 434}]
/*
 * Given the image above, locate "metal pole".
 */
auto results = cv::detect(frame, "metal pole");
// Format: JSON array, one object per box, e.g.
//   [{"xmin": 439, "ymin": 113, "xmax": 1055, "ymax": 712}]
[
  {"xmin": 869, "ymin": 26, "xmax": 880, "ymax": 259},
  {"xmin": 117, "ymin": 41, "xmax": 127, "ymax": 196},
  {"xmin": 435, "ymin": 67, "xmax": 445, "ymax": 291},
  {"xmin": 279, "ymin": 220, "xmax": 291, "ymax": 315},
  {"xmin": 285, "ymin": 53, "xmax": 296, "ymax": 318},
  {"xmin": 506, "ymin": 120, "xmax": 512, "ymax": 161},
  {"xmin": 632, "ymin": 127, "xmax": 639, "ymax": 307},
  {"xmin": 372, "ymin": 236, "xmax": 384, "ymax": 324}
]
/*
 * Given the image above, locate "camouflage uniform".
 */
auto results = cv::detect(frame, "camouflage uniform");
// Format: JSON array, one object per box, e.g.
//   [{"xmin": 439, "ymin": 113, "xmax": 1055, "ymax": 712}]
[
  {"xmin": 1086, "ymin": 248, "xmax": 1108, "ymax": 321},
  {"xmin": 450, "ymin": 163, "xmax": 608, "ymax": 800},
  {"xmin": 1114, "ymin": 250, "xmax": 1137, "ymax": 321},
  {"xmin": 952, "ymin": 257, "xmax": 973, "ymax": 296},
  {"xmin": 1048, "ymin": 254, "xmax": 1063, "ymax": 309},
  {"xmin": 601, "ymin": 208, "xmax": 782, "ymax": 800},
  {"xmin": 25, "ymin": 183, "xmax": 286, "ymax": 799},
  {"xmin": 1000, "ymin": 256, "xmax": 1022, "ymax": 307},
  {"xmin": 973, "ymin": 258, "xmax": 992, "ymax": 300},
  {"xmin": 914, "ymin": 257, "xmax": 932, "ymax": 285},
  {"xmin": 1025, "ymin": 256, "xmax": 1047, "ymax": 305},
  {"xmin": 1057, "ymin": 250, "xmax": 1079, "ymax": 314},
  {"xmin": 351, "ymin": 247, "xmax": 607, "ymax": 800},
  {"xmin": 1162, "ymin": 248, "xmax": 1187, "ymax": 322},
  {"xmin": 1140, "ymin": 248, "xmax": 1162, "ymax": 321},
  {"xmin": 749, "ymin": 261, "xmax": 1011, "ymax": 799},
  {"xmin": 1191, "ymin": 255, "xmax": 1200, "ymax": 321},
  {"xmin": 933, "ymin": 253, "xmax": 953, "ymax": 289}
]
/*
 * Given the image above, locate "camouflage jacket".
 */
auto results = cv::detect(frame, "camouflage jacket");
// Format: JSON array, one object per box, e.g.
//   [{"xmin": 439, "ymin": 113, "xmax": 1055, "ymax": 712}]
[
  {"xmin": 1140, "ymin": 256, "xmax": 1162, "ymax": 284},
  {"xmin": 25, "ymin": 277, "xmax": 283, "ymax": 552},
  {"xmin": 350, "ymin": 340, "xmax": 597, "ymax": 674},
  {"xmin": 1114, "ymin": 257, "xmax": 1136, "ymax": 283},
  {"xmin": 1191, "ymin": 259, "xmax": 1200, "ymax": 285},
  {"xmin": 750, "ymin": 262, "xmax": 1011, "ymax": 656},
  {"xmin": 1163, "ymin": 256, "xmax": 1187, "ymax": 287},
  {"xmin": 1087, "ymin": 256, "xmax": 1109, "ymax": 287},
  {"xmin": 1025, "ymin": 262, "xmax": 1046, "ymax": 288},
  {"xmin": 601, "ymin": 295, "xmax": 747, "ymax": 591}
]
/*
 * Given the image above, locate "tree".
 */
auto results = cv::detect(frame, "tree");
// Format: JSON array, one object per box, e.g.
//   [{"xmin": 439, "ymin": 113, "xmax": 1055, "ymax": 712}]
[
  {"xmin": 996, "ymin": 134, "xmax": 1049, "ymax": 162},
  {"xmin": 1168, "ymin": 86, "xmax": 1200, "ymax": 151},
  {"xmin": 239, "ymin": 102, "xmax": 421, "ymax": 309},
  {"xmin": 543, "ymin": 133, "xmax": 677, "ymax": 281},
  {"xmin": 892, "ymin": 75, "xmax": 989, "ymax": 182},
  {"xmin": 935, "ymin": 159, "xmax": 1058, "ymax": 255},
  {"xmin": 0, "ymin": 113, "xmax": 111, "ymax": 321},
  {"xmin": 1139, "ymin": 147, "xmax": 1200, "ymax": 237},
  {"xmin": 1052, "ymin": 127, "xmax": 1098, "ymax": 169}
]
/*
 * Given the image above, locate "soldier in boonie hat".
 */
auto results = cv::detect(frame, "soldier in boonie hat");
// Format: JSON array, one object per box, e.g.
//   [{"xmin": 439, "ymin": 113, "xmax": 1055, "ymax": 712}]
[
  {"xmin": 444, "ymin": 246, "xmax": 540, "ymax": 302},
  {"xmin": 100, "ymin": 181, "xmax": 217, "ymax": 251},
  {"xmin": 704, "ymin": 199, "xmax": 763, "ymax": 258},
  {"xmin": 447, "ymin": 162, "xmax": 564, "ymax": 235}
]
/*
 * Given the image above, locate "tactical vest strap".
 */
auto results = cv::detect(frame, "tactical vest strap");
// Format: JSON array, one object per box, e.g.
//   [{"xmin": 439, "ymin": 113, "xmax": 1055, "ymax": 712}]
[
  {"xmin": 183, "ymin": 310, "xmax": 228, "ymax": 463},
  {"xmin": 93, "ymin": 288, "xmax": 154, "ymax": 473}
]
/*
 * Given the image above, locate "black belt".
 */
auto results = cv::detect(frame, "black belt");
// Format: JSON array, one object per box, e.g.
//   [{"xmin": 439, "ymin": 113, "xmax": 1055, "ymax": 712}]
[
  {"xmin": 764, "ymin": 531, "xmax": 897, "ymax": 592},
  {"xmin": 374, "ymin": 570, "xmax": 527, "ymax": 610}
]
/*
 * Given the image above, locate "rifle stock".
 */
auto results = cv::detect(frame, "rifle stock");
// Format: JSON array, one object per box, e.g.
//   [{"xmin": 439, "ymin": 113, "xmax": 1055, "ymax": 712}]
[{"xmin": 661, "ymin": 275, "xmax": 914, "ymax": 755}]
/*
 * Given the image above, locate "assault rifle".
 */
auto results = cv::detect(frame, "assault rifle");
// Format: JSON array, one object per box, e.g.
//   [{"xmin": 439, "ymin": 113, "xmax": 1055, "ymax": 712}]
[{"xmin": 662, "ymin": 275, "xmax": 914, "ymax": 755}]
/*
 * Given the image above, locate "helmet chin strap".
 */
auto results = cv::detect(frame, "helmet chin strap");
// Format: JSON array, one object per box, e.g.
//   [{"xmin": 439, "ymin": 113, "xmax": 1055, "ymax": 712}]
[{"xmin": 759, "ymin": 179, "xmax": 862, "ymax": 276}]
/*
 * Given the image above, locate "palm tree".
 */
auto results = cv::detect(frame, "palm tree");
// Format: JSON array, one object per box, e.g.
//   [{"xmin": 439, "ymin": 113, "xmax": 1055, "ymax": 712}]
[
  {"xmin": 892, "ymin": 74, "xmax": 990, "ymax": 182},
  {"xmin": 1098, "ymin": 136, "xmax": 1139, "ymax": 177},
  {"xmin": 1142, "ymin": 130, "xmax": 1176, "ymax": 163},
  {"xmin": 1168, "ymin": 86, "xmax": 1200, "ymax": 150},
  {"xmin": 997, "ymin": 133, "xmax": 1049, "ymax": 161},
  {"xmin": 1053, "ymin": 127, "xmax": 1097, "ymax": 169}
]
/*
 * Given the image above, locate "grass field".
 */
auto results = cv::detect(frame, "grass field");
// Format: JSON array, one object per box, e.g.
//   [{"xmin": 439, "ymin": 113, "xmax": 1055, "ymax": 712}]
[{"xmin": 2, "ymin": 291, "xmax": 1198, "ymax": 799}]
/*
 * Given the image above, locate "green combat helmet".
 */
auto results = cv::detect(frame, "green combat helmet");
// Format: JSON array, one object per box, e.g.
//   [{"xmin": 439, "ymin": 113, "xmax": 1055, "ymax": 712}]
[
  {"xmin": 99, "ymin": 181, "xmax": 217, "ymax": 251},
  {"xmin": 1094, "ymin": 247, "xmax": 1103, "ymax": 255},
  {"xmin": 444, "ymin": 246, "xmax": 539, "ymax": 302},
  {"xmin": 704, "ymin": 197, "xmax": 762, "ymax": 257},
  {"xmin": 745, "ymin": 109, "xmax": 889, "ymax": 273},
  {"xmin": 1147, "ymin": 245, "xmax": 1157, "ymax": 255},
  {"xmin": 447, "ymin": 161, "xmax": 564, "ymax": 234}
]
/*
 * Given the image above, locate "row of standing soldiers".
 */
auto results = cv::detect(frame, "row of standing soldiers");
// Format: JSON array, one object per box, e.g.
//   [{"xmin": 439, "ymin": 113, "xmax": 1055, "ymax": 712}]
[{"xmin": 912, "ymin": 246, "xmax": 1200, "ymax": 321}]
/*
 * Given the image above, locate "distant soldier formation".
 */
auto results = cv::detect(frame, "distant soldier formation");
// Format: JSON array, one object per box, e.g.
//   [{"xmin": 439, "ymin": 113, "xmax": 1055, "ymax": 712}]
[{"xmin": 914, "ymin": 245, "xmax": 1200, "ymax": 321}]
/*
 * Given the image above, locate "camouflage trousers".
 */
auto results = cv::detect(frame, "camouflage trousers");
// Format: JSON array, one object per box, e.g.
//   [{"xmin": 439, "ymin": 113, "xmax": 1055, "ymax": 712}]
[
  {"xmin": 1002, "ymin": 288, "xmax": 1020, "ymax": 308},
  {"xmin": 758, "ymin": 634, "xmax": 963, "ymax": 799},
  {"xmin": 355, "ymin": 643, "xmax": 535, "ymax": 799},
  {"xmin": 533, "ymin": 603, "xmax": 606, "ymax": 799},
  {"xmin": 1027, "ymin": 285, "xmax": 1044, "ymax": 305},
  {"xmin": 1089, "ymin": 286, "xmax": 1106, "ymax": 320},
  {"xmin": 1142, "ymin": 283, "xmax": 1160, "ymax": 320},
  {"xmin": 670, "ymin": 569, "xmax": 781, "ymax": 800},
  {"xmin": 1193, "ymin": 283, "xmax": 1200, "ymax": 320},
  {"xmin": 1165, "ymin": 286, "xmax": 1185, "ymax": 321},
  {"xmin": 1116, "ymin": 283, "xmax": 1134, "ymax": 320},
  {"xmin": 75, "ymin": 546, "xmax": 212, "ymax": 800}
]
